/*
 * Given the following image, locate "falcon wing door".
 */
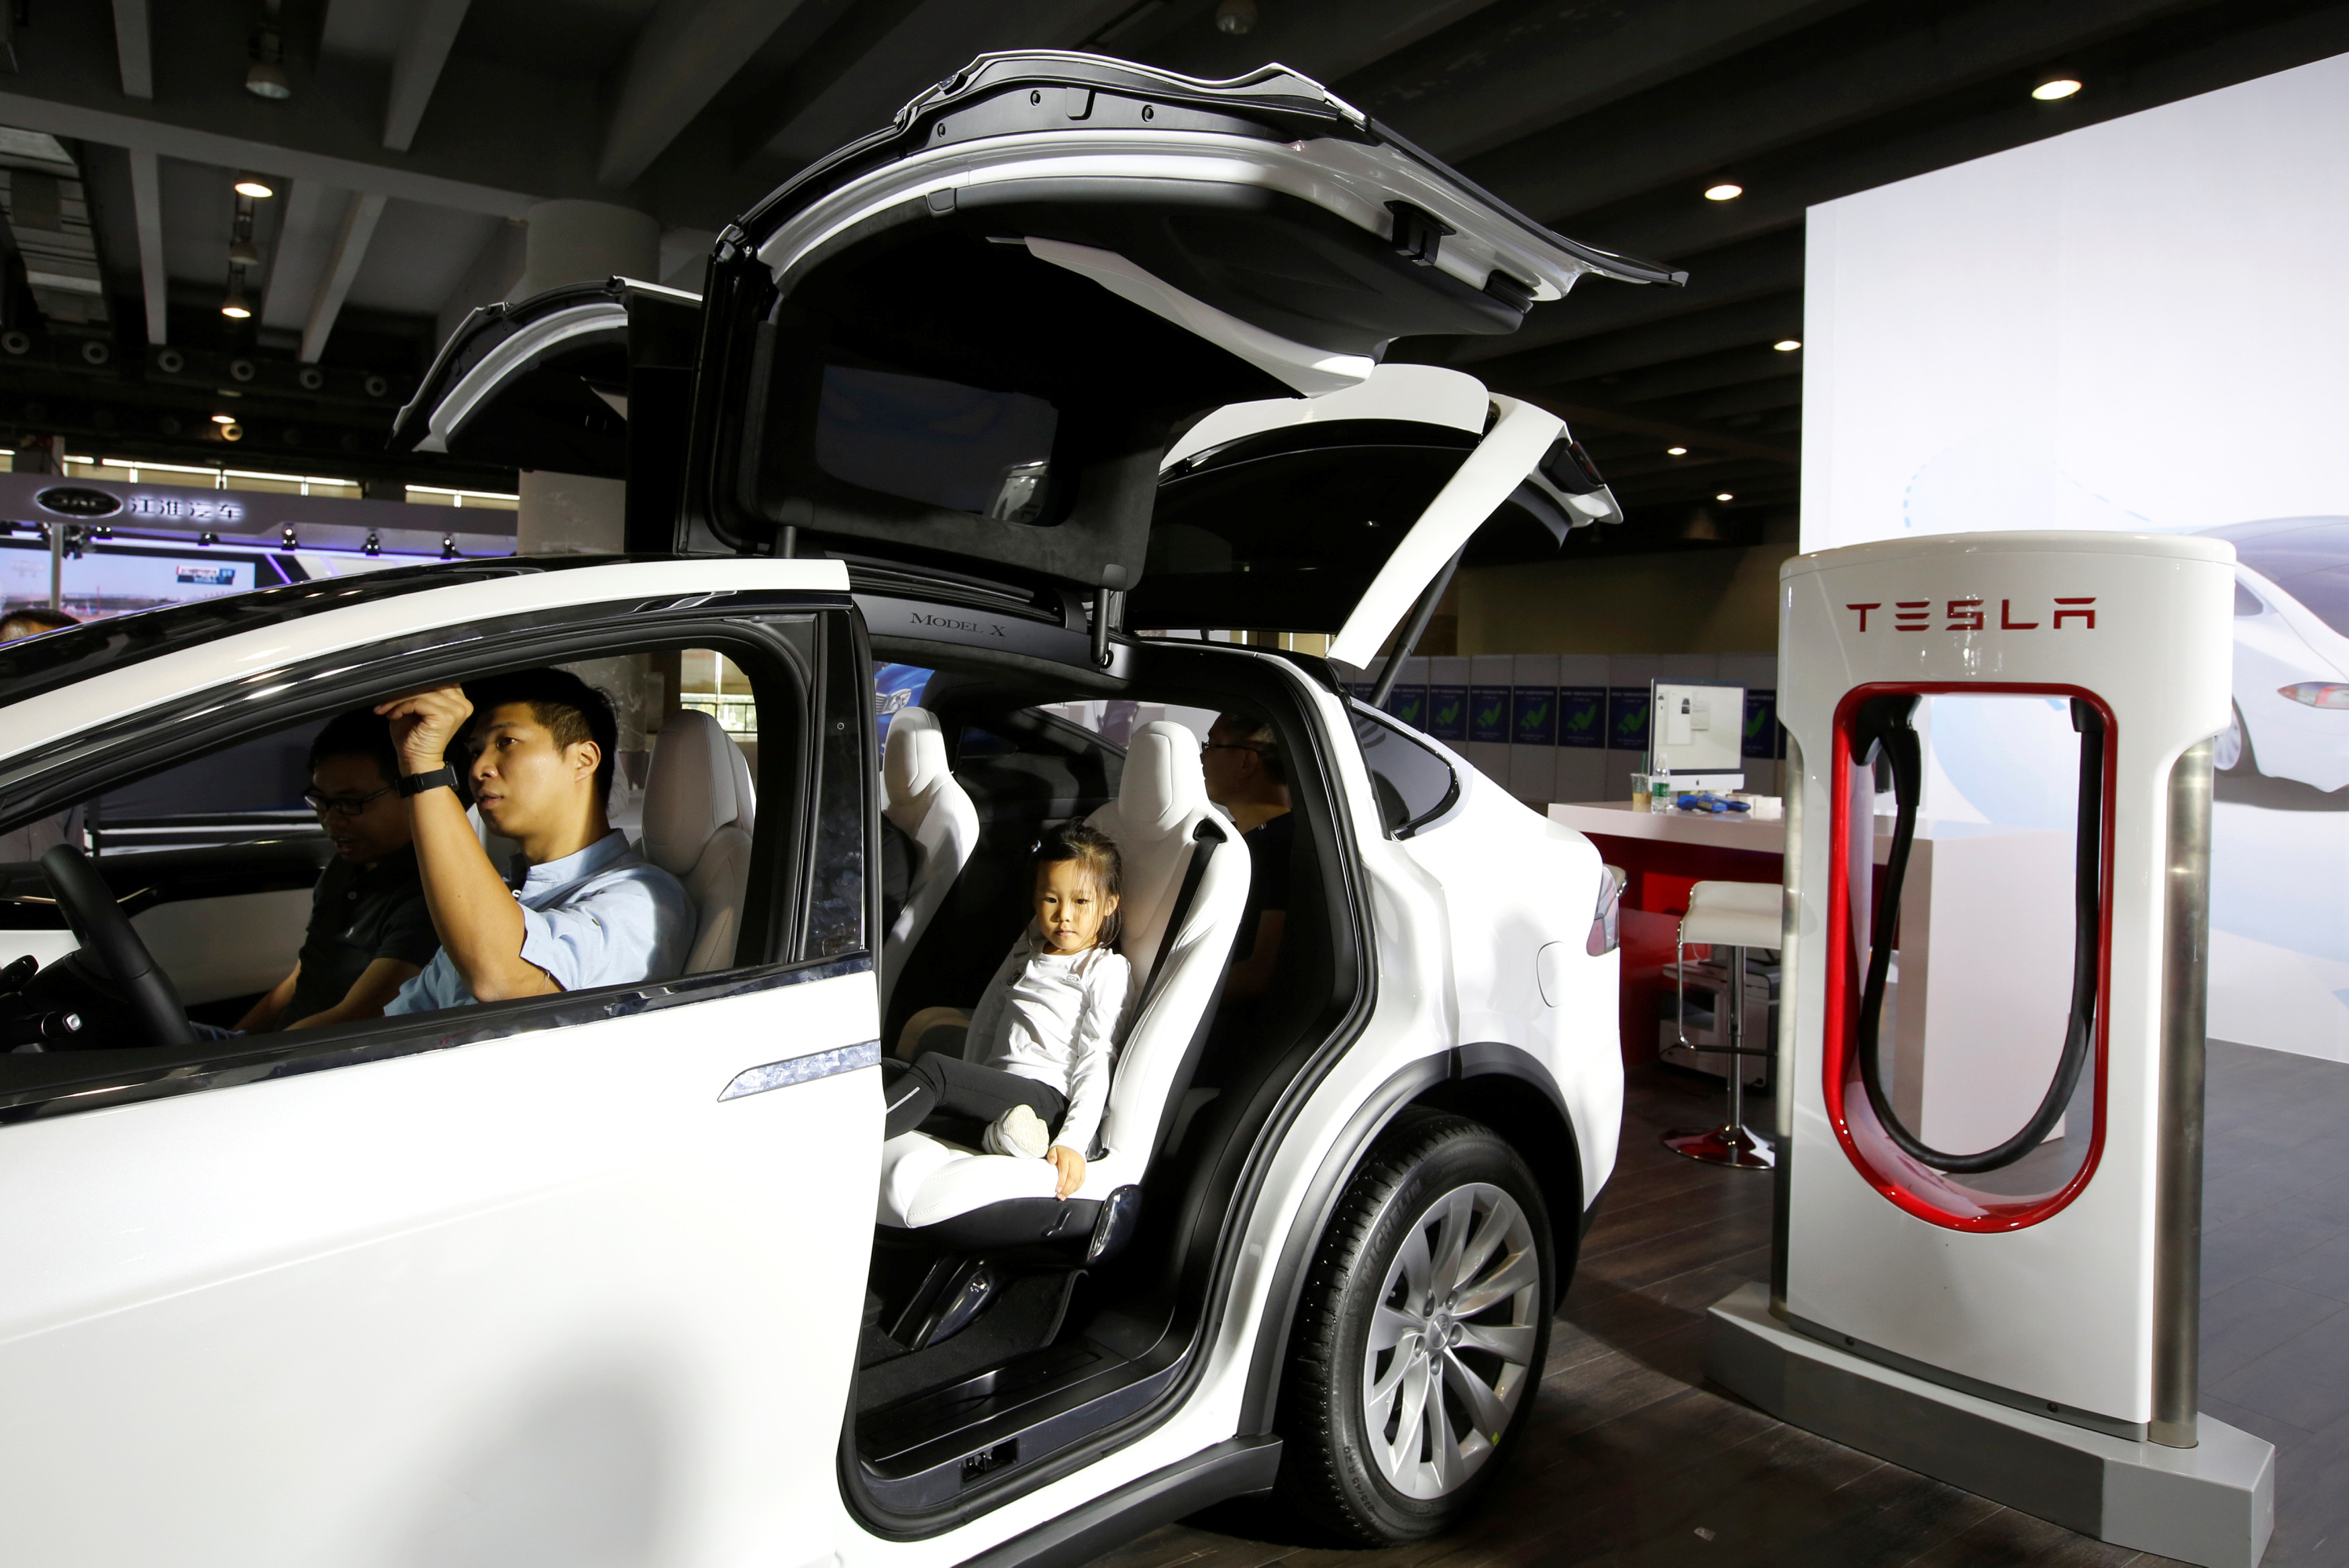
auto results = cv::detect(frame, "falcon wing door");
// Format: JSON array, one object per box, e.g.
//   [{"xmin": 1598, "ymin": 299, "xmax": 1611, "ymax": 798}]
[
  {"xmin": 389, "ymin": 277, "xmax": 702, "ymax": 548},
  {"xmin": 685, "ymin": 52, "xmax": 1672, "ymax": 628}
]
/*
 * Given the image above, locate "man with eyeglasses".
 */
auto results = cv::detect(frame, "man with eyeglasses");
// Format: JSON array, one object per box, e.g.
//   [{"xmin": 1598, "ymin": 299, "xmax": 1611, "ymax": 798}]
[
  {"xmin": 235, "ymin": 709, "xmax": 437, "ymax": 1032},
  {"xmin": 1199, "ymin": 708, "xmax": 1292, "ymax": 1004}
]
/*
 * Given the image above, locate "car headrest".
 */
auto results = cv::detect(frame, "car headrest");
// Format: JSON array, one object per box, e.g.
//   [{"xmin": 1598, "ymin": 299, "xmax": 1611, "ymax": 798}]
[
  {"xmin": 1115, "ymin": 721, "xmax": 1205, "ymax": 838},
  {"xmin": 643, "ymin": 709, "xmax": 750, "ymax": 876},
  {"xmin": 884, "ymin": 707, "xmax": 950, "ymax": 825}
]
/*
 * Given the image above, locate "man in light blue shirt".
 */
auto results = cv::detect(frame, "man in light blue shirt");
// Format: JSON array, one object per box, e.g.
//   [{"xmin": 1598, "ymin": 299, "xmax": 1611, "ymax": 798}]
[{"xmin": 376, "ymin": 668, "xmax": 694, "ymax": 1014}]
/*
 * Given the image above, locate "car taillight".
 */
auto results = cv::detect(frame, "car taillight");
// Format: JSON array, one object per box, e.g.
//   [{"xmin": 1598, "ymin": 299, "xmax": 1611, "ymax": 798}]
[
  {"xmin": 2280, "ymin": 682, "xmax": 2349, "ymax": 709},
  {"xmin": 1587, "ymin": 865, "xmax": 1625, "ymax": 956}
]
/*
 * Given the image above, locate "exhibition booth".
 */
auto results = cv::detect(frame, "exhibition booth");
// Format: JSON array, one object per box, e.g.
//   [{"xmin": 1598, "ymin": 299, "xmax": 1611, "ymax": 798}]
[{"xmin": 0, "ymin": 23, "xmax": 2346, "ymax": 1568}]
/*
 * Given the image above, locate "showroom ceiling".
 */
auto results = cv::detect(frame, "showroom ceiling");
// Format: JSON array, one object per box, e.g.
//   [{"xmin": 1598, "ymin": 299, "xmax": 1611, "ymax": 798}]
[{"xmin": 1, "ymin": 0, "xmax": 2346, "ymax": 524}]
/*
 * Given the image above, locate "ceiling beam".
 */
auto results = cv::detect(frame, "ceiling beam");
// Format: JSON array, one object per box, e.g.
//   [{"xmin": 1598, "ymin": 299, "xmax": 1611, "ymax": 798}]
[
  {"xmin": 1595, "ymin": 344, "xmax": 1801, "ymax": 405},
  {"xmin": 1513, "ymin": 393, "xmax": 1799, "ymax": 466},
  {"xmin": 1452, "ymin": 229, "xmax": 1803, "ymax": 366},
  {"xmin": 1671, "ymin": 376, "xmax": 1804, "ymax": 421},
  {"xmin": 126, "ymin": 146, "xmax": 166, "ymax": 344},
  {"xmin": 1481, "ymin": 292, "xmax": 1803, "ymax": 389},
  {"xmin": 302, "ymin": 191, "xmax": 387, "ymax": 363},
  {"xmin": 1142, "ymin": 0, "xmax": 1509, "ymax": 93},
  {"xmin": 109, "ymin": 0, "xmax": 152, "ymax": 99},
  {"xmin": 601, "ymin": 0, "xmax": 810, "ymax": 188},
  {"xmin": 1342, "ymin": 0, "xmax": 1872, "ymax": 163},
  {"xmin": 260, "ymin": 178, "xmax": 344, "ymax": 334},
  {"xmin": 383, "ymin": 0, "xmax": 475, "ymax": 152},
  {"xmin": 1466, "ymin": 0, "xmax": 2223, "ymax": 224}
]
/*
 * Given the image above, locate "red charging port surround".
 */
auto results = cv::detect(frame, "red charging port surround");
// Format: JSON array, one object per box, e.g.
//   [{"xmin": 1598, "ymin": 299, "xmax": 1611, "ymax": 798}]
[{"xmin": 1820, "ymin": 682, "xmax": 2117, "ymax": 1232}]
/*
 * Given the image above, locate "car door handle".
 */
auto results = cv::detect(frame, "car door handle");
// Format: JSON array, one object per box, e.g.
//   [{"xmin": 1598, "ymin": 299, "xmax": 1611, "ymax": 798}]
[{"xmin": 719, "ymin": 1039, "xmax": 879, "ymax": 1101}]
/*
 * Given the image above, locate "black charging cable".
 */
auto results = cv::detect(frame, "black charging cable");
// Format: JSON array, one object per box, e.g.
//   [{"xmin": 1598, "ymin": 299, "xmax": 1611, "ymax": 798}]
[{"xmin": 1850, "ymin": 692, "xmax": 2105, "ymax": 1174}]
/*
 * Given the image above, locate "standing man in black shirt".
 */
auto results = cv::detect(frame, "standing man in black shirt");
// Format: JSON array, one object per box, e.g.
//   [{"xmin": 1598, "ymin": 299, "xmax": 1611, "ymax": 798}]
[
  {"xmin": 1202, "ymin": 707, "xmax": 1292, "ymax": 1002},
  {"xmin": 237, "ymin": 709, "xmax": 440, "ymax": 1032}
]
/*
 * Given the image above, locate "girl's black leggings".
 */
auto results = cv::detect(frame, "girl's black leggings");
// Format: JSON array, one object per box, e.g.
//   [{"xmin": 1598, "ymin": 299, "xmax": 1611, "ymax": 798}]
[{"xmin": 881, "ymin": 1052, "xmax": 1068, "ymax": 1141}]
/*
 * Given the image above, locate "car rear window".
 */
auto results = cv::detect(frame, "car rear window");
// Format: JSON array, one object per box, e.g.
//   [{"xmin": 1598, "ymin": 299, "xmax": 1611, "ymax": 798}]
[
  {"xmin": 815, "ymin": 366, "xmax": 1058, "ymax": 522},
  {"xmin": 1350, "ymin": 704, "xmax": 1458, "ymax": 837}
]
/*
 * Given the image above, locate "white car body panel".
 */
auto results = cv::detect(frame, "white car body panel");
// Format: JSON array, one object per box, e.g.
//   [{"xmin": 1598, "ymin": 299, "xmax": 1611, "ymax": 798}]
[
  {"xmin": 0, "ymin": 972, "xmax": 879, "ymax": 1566},
  {"xmin": 2232, "ymin": 563, "xmax": 2349, "ymax": 790}
]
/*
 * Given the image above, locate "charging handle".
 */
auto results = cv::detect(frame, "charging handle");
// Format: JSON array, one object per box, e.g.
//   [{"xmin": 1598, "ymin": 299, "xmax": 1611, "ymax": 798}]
[{"xmin": 1850, "ymin": 693, "xmax": 2105, "ymax": 1174}]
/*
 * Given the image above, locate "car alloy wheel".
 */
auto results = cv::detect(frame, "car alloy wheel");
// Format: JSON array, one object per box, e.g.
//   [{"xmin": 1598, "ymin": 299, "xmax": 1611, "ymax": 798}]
[
  {"xmin": 1360, "ymin": 1179, "xmax": 1541, "ymax": 1499},
  {"xmin": 1275, "ymin": 1110, "xmax": 1553, "ymax": 1544}
]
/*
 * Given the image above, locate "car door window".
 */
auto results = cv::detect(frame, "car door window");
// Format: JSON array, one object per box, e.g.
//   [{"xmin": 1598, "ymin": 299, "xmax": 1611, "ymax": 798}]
[
  {"xmin": 0, "ymin": 617, "xmax": 829, "ymax": 1088},
  {"xmin": 1351, "ymin": 703, "xmax": 1459, "ymax": 837}
]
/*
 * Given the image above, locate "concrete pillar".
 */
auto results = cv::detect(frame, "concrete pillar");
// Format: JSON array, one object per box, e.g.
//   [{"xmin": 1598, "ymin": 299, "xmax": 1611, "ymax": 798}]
[{"xmin": 511, "ymin": 199, "xmax": 656, "ymax": 560}]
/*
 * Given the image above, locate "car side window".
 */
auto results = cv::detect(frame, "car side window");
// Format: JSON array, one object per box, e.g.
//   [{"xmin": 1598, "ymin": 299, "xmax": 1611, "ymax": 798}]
[{"xmin": 1350, "ymin": 704, "xmax": 1458, "ymax": 838}]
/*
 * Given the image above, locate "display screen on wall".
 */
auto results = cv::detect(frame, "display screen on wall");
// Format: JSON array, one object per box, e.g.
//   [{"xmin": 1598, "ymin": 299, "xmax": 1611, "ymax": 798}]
[
  {"xmin": 1469, "ymin": 685, "xmax": 1511, "ymax": 744},
  {"xmin": 1558, "ymin": 686, "xmax": 1606, "ymax": 749},
  {"xmin": 1605, "ymin": 688, "xmax": 1650, "ymax": 753},
  {"xmin": 1802, "ymin": 52, "xmax": 2349, "ymax": 1059},
  {"xmin": 1510, "ymin": 685, "xmax": 1556, "ymax": 747},
  {"xmin": 1742, "ymin": 690, "xmax": 1779, "ymax": 759},
  {"xmin": 1426, "ymin": 684, "xmax": 1468, "ymax": 742}
]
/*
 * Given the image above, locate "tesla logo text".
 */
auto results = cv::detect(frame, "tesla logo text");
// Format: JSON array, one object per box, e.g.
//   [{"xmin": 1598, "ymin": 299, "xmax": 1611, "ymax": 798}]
[
  {"xmin": 1846, "ymin": 596, "xmax": 2096, "ymax": 632},
  {"xmin": 909, "ymin": 611, "xmax": 1007, "ymax": 637}
]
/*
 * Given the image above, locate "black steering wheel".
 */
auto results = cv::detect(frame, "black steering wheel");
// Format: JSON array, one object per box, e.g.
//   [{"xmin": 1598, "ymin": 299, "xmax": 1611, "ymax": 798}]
[{"xmin": 38, "ymin": 844, "xmax": 197, "ymax": 1049}]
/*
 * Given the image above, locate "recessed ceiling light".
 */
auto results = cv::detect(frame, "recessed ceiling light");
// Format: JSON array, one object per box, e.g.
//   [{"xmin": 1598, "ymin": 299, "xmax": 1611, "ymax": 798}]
[
  {"xmin": 211, "ymin": 412, "xmax": 237, "ymax": 425},
  {"xmin": 1666, "ymin": 446, "xmax": 1688, "ymax": 456},
  {"xmin": 234, "ymin": 174, "xmax": 276, "ymax": 199},
  {"xmin": 1715, "ymin": 492, "xmax": 1734, "ymax": 503},
  {"xmin": 1704, "ymin": 182, "xmax": 1744, "ymax": 202},
  {"xmin": 1773, "ymin": 338, "xmax": 1802, "ymax": 352},
  {"xmin": 2033, "ymin": 76, "xmax": 2083, "ymax": 101}
]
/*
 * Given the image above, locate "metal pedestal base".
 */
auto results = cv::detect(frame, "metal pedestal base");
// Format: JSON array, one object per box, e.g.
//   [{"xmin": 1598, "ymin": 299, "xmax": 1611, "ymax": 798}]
[
  {"xmin": 1706, "ymin": 1282, "xmax": 2274, "ymax": 1568},
  {"xmin": 1662, "ymin": 1122, "xmax": 1775, "ymax": 1169}
]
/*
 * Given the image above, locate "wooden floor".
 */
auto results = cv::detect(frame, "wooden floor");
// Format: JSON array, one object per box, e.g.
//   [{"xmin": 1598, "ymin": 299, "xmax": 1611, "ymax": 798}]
[{"xmin": 1097, "ymin": 1047, "xmax": 2349, "ymax": 1568}]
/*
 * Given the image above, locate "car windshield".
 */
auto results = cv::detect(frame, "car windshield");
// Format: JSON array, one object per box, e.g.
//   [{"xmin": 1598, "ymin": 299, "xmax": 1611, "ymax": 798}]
[{"xmin": 0, "ymin": 559, "xmax": 608, "ymax": 710}]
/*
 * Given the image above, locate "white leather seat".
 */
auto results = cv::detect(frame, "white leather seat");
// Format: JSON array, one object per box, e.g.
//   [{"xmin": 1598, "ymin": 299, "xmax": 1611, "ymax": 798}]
[
  {"xmin": 879, "ymin": 707, "xmax": 979, "ymax": 1012},
  {"xmin": 641, "ymin": 709, "xmax": 757, "ymax": 975},
  {"xmin": 877, "ymin": 720, "xmax": 1248, "ymax": 1239}
]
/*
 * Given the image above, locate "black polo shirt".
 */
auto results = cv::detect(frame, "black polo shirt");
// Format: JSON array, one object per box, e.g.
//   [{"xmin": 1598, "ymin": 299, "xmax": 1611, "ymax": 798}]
[
  {"xmin": 1238, "ymin": 809, "xmax": 1295, "ymax": 957},
  {"xmin": 285, "ymin": 848, "xmax": 439, "ymax": 1025}
]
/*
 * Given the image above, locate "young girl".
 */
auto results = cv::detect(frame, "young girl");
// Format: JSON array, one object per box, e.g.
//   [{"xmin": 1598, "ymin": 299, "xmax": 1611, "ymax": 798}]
[{"xmin": 882, "ymin": 824, "xmax": 1132, "ymax": 1200}]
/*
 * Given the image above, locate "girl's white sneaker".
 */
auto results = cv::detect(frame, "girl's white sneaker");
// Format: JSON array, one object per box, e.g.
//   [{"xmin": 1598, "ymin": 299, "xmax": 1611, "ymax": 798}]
[{"xmin": 985, "ymin": 1105, "xmax": 1051, "ymax": 1159}]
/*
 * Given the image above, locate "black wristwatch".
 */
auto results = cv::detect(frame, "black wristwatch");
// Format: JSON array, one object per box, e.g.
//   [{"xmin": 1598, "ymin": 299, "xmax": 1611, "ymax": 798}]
[{"xmin": 398, "ymin": 764, "xmax": 459, "ymax": 797}]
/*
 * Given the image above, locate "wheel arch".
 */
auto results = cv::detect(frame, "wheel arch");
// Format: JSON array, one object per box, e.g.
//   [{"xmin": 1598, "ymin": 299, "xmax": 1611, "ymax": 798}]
[{"xmin": 1239, "ymin": 1043, "xmax": 1583, "ymax": 1436}]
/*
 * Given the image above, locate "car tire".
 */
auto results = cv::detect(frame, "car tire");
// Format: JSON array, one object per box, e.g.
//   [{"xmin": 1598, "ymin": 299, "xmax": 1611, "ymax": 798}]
[
  {"xmin": 1274, "ymin": 1110, "xmax": 1552, "ymax": 1545},
  {"xmin": 2215, "ymin": 700, "xmax": 2256, "ymax": 778}
]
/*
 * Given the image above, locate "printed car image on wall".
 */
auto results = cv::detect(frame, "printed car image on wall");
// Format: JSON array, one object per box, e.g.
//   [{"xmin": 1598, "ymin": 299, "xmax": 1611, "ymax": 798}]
[{"xmin": 2203, "ymin": 519, "xmax": 2349, "ymax": 806}]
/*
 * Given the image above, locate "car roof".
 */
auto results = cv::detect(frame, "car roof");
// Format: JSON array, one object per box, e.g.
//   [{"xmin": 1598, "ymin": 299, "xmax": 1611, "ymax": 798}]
[{"xmin": 2202, "ymin": 517, "xmax": 2349, "ymax": 581}]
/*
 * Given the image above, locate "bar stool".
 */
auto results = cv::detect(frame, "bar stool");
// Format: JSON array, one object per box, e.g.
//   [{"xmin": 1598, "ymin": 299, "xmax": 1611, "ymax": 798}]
[{"xmin": 1663, "ymin": 879, "xmax": 1781, "ymax": 1170}]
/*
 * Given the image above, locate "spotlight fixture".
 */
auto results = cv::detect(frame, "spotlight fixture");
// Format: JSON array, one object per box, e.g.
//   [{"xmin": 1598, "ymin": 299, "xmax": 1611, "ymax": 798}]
[
  {"xmin": 282, "ymin": 526, "xmax": 299, "ymax": 548},
  {"xmin": 1715, "ymin": 492, "xmax": 1735, "ymax": 503},
  {"xmin": 220, "ymin": 278, "xmax": 253, "ymax": 319},
  {"xmin": 1704, "ymin": 182, "xmax": 1743, "ymax": 202},
  {"xmin": 440, "ymin": 534, "xmax": 460, "ymax": 560},
  {"xmin": 229, "ymin": 238, "xmax": 261, "ymax": 266},
  {"xmin": 220, "ymin": 422, "xmax": 244, "ymax": 442},
  {"xmin": 1666, "ymin": 446, "xmax": 1689, "ymax": 456},
  {"xmin": 362, "ymin": 530, "xmax": 381, "ymax": 557},
  {"xmin": 246, "ymin": 58, "xmax": 291, "ymax": 99},
  {"xmin": 1214, "ymin": 0, "xmax": 1256, "ymax": 32},
  {"xmin": 210, "ymin": 411, "xmax": 237, "ymax": 425},
  {"xmin": 234, "ymin": 173, "xmax": 276, "ymax": 199},
  {"xmin": 1773, "ymin": 338, "xmax": 1802, "ymax": 352},
  {"xmin": 197, "ymin": 531, "xmax": 218, "ymax": 546},
  {"xmin": 2033, "ymin": 76, "xmax": 2083, "ymax": 101}
]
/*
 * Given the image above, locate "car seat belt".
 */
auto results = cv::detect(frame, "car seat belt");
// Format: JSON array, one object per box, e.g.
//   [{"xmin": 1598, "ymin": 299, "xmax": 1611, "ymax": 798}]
[{"xmin": 1145, "ymin": 817, "xmax": 1226, "ymax": 1001}]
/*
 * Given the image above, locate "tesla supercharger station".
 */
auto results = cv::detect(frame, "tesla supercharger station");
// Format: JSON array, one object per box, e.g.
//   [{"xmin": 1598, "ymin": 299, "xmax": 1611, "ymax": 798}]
[{"xmin": 1707, "ymin": 533, "xmax": 2275, "ymax": 1568}]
